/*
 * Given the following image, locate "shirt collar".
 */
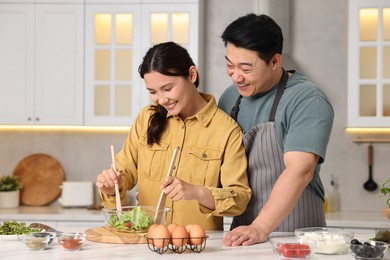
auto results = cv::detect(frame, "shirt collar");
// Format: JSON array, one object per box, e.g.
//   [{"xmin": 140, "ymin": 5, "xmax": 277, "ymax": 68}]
[{"xmin": 169, "ymin": 92, "xmax": 218, "ymax": 127}]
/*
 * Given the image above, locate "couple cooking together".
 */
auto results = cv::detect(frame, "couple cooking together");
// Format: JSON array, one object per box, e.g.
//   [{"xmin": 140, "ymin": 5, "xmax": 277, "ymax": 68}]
[{"xmin": 96, "ymin": 13, "xmax": 334, "ymax": 246}]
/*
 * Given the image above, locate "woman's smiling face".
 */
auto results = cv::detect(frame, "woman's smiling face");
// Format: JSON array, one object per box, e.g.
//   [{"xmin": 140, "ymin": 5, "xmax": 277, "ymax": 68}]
[
  {"xmin": 144, "ymin": 67, "xmax": 198, "ymax": 119},
  {"xmin": 225, "ymin": 42, "xmax": 281, "ymax": 97}
]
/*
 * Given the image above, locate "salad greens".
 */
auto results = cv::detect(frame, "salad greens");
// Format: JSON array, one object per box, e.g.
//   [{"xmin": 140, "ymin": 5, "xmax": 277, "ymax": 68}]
[
  {"xmin": 108, "ymin": 206, "xmax": 153, "ymax": 232},
  {"xmin": 0, "ymin": 220, "xmax": 41, "ymax": 235}
]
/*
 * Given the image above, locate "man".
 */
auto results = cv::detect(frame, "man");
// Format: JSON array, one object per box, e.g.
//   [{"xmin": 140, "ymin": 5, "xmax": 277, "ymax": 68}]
[{"xmin": 218, "ymin": 13, "xmax": 334, "ymax": 246}]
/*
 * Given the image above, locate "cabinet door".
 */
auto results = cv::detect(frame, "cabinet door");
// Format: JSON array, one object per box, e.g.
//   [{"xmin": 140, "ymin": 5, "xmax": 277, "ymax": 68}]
[
  {"xmin": 348, "ymin": 1, "xmax": 390, "ymax": 127},
  {"xmin": 140, "ymin": 2, "xmax": 202, "ymax": 108},
  {"xmin": 0, "ymin": 4, "xmax": 34, "ymax": 124},
  {"xmin": 85, "ymin": 4, "xmax": 142, "ymax": 126},
  {"xmin": 35, "ymin": 4, "xmax": 84, "ymax": 125}
]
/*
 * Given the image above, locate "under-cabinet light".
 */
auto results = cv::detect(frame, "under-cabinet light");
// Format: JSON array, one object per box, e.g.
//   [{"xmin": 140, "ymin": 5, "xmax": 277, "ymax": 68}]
[
  {"xmin": 345, "ymin": 128, "xmax": 390, "ymax": 134},
  {"xmin": 0, "ymin": 125, "xmax": 130, "ymax": 133}
]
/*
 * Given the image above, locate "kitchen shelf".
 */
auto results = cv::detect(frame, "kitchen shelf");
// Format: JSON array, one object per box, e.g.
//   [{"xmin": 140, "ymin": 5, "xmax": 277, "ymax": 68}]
[{"xmin": 352, "ymin": 138, "xmax": 390, "ymax": 143}]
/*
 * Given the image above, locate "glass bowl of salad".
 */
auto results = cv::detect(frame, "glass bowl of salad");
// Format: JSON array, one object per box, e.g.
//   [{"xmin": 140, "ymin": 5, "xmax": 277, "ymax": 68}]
[{"xmin": 102, "ymin": 206, "xmax": 169, "ymax": 233}]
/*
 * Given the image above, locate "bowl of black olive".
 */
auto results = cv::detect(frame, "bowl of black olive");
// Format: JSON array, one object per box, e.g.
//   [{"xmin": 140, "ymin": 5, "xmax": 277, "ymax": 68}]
[{"xmin": 350, "ymin": 239, "xmax": 388, "ymax": 260}]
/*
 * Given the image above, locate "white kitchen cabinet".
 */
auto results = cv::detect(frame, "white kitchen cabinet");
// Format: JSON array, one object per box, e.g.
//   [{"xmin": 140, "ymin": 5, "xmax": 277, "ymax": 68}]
[
  {"xmin": 348, "ymin": 0, "xmax": 390, "ymax": 127},
  {"xmin": 0, "ymin": 1, "xmax": 84, "ymax": 125},
  {"xmin": 85, "ymin": 0, "xmax": 203, "ymax": 126},
  {"xmin": 85, "ymin": 2, "xmax": 143, "ymax": 126}
]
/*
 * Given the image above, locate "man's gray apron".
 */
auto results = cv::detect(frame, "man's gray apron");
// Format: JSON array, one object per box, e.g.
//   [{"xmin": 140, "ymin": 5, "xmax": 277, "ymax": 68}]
[{"xmin": 230, "ymin": 69, "xmax": 325, "ymax": 232}]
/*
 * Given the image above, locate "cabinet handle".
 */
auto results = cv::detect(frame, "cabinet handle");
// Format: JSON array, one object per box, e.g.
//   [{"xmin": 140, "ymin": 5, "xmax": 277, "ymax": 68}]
[
  {"xmin": 27, "ymin": 117, "xmax": 32, "ymax": 121},
  {"xmin": 36, "ymin": 117, "xmax": 40, "ymax": 122}
]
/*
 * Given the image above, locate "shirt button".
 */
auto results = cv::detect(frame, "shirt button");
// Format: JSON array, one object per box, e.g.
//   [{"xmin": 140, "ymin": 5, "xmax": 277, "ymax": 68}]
[
  {"xmin": 202, "ymin": 153, "xmax": 207, "ymax": 158},
  {"xmin": 182, "ymin": 125, "xmax": 185, "ymax": 129}
]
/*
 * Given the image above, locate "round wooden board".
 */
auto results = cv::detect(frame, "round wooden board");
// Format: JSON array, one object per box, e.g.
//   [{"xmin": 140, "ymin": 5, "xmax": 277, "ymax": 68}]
[
  {"xmin": 85, "ymin": 226, "xmax": 147, "ymax": 244},
  {"xmin": 13, "ymin": 153, "xmax": 64, "ymax": 206}
]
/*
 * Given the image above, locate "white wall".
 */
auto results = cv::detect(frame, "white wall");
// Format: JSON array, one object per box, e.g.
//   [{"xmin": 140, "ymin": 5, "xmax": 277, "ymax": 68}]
[{"xmin": 0, "ymin": 0, "xmax": 388, "ymax": 212}]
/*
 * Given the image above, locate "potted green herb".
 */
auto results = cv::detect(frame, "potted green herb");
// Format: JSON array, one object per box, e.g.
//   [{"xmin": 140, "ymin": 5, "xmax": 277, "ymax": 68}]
[
  {"xmin": 379, "ymin": 178, "xmax": 390, "ymax": 221},
  {"xmin": 0, "ymin": 175, "xmax": 22, "ymax": 208}
]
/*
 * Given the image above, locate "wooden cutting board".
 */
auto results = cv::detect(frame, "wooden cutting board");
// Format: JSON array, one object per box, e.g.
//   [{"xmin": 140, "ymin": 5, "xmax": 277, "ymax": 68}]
[
  {"xmin": 13, "ymin": 153, "xmax": 64, "ymax": 206},
  {"xmin": 85, "ymin": 226, "xmax": 147, "ymax": 244}
]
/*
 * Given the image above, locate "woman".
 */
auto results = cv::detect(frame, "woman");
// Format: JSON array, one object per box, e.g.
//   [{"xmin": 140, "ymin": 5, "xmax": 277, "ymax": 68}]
[{"xmin": 96, "ymin": 42, "xmax": 251, "ymax": 230}]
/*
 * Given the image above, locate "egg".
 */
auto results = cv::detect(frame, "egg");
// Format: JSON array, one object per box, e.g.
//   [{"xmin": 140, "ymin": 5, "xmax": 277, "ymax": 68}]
[
  {"xmin": 171, "ymin": 225, "xmax": 189, "ymax": 247},
  {"xmin": 185, "ymin": 224, "xmax": 193, "ymax": 233},
  {"xmin": 147, "ymin": 224, "xmax": 170, "ymax": 248},
  {"xmin": 188, "ymin": 224, "xmax": 205, "ymax": 246},
  {"xmin": 166, "ymin": 223, "xmax": 177, "ymax": 236}
]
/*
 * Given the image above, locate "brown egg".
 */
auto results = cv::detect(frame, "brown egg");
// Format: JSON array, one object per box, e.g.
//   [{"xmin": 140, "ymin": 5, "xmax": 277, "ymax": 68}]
[
  {"xmin": 148, "ymin": 224, "xmax": 170, "ymax": 248},
  {"xmin": 171, "ymin": 225, "xmax": 189, "ymax": 247},
  {"xmin": 185, "ymin": 224, "xmax": 193, "ymax": 233},
  {"xmin": 147, "ymin": 224, "xmax": 158, "ymax": 245},
  {"xmin": 166, "ymin": 223, "xmax": 177, "ymax": 236},
  {"xmin": 189, "ymin": 224, "xmax": 205, "ymax": 245}
]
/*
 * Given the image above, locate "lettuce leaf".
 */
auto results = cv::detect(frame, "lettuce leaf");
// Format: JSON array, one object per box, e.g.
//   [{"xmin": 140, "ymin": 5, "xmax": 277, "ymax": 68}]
[{"xmin": 108, "ymin": 206, "xmax": 153, "ymax": 232}]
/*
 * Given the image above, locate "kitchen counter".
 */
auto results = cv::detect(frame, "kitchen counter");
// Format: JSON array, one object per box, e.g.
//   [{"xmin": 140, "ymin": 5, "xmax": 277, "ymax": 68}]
[
  {"xmin": 2, "ymin": 229, "xmax": 389, "ymax": 260},
  {"xmin": 1, "ymin": 206, "xmax": 389, "ymax": 230},
  {"xmin": 0, "ymin": 205, "xmax": 103, "ymax": 222},
  {"xmin": 326, "ymin": 211, "xmax": 390, "ymax": 230}
]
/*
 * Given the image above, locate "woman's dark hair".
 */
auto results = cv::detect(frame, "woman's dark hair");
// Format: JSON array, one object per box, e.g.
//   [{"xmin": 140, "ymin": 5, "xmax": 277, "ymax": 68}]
[
  {"xmin": 138, "ymin": 41, "xmax": 199, "ymax": 145},
  {"xmin": 221, "ymin": 13, "xmax": 283, "ymax": 64}
]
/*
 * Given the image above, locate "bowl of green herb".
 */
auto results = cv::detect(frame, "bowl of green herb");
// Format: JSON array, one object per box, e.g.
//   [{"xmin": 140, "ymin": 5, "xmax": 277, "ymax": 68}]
[{"xmin": 0, "ymin": 220, "xmax": 41, "ymax": 240}]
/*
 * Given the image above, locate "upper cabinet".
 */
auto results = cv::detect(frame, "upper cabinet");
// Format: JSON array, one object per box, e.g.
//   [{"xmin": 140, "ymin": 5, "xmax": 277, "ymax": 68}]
[
  {"xmin": 0, "ymin": 0, "xmax": 203, "ymax": 126},
  {"xmin": 348, "ymin": 0, "xmax": 390, "ymax": 127},
  {"xmin": 0, "ymin": 1, "xmax": 84, "ymax": 125},
  {"xmin": 84, "ymin": 3, "xmax": 142, "ymax": 126},
  {"xmin": 85, "ymin": 0, "xmax": 204, "ymax": 126}
]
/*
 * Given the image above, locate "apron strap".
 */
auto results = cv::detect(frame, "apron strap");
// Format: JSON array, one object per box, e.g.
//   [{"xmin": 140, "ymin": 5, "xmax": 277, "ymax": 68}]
[
  {"xmin": 229, "ymin": 68, "xmax": 289, "ymax": 123},
  {"xmin": 268, "ymin": 68, "xmax": 288, "ymax": 122},
  {"xmin": 230, "ymin": 95, "xmax": 242, "ymax": 121}
]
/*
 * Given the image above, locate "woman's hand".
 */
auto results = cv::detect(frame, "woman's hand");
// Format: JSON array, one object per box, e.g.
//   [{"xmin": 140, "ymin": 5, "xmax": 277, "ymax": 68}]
[
  {"xmin": 222, "ymin": 224, "xmax": 268, "ymax": 246},
  {"xmin": 160, "ymin": 176, "xmax": 194, "ymax": 201},
  {"xmin": 161, "ymin": 176, "xmax": 215, "ymax": 210},
  {"xmin": 96, "ymin": 168, "xmax": 121, "ymax": 195}
]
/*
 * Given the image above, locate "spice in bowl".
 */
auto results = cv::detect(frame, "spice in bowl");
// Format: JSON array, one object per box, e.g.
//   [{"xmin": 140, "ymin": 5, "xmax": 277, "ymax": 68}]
[
  {"xmin": 30, "ymin": 232, "xmax": 56, "ymax": 246},
  {"xmin": 21, "ymin": 234, "xmax": 50, "ymax": 251},
  {"xmin": 58, "ymin": 233, "xmax": 86, "ymax": 251}
]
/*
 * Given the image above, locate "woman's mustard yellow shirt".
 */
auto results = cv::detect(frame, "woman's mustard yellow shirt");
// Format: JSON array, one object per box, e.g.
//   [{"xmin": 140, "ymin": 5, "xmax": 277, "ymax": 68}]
[{"xmin": 101, "ymin": 94, "xmax": 251, "ymax": 230}]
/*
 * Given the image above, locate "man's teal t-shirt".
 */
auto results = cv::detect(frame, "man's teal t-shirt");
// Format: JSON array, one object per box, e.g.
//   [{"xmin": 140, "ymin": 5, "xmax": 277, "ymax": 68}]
[{"xmin": 218, "ymin": 71, "xmax": 334, "ymax": 201}]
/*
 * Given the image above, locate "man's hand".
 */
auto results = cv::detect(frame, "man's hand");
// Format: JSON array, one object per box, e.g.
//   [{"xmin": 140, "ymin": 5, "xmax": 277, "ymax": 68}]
[{"xmin": 222, "ymin": 224, "xmax": 268, "ymax": 246}]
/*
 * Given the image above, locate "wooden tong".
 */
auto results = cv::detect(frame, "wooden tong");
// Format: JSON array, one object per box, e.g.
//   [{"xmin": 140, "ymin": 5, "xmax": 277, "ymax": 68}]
[{"xmin": 154, "ymin": 146, "xmax": 180, "ymax": 224}]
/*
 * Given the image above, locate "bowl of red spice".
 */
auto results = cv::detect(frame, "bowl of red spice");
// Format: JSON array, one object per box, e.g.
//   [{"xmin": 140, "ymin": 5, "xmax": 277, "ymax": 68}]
[{"xmin": 58, "ymin": 233, "xmax": 86, "ymax": 251}]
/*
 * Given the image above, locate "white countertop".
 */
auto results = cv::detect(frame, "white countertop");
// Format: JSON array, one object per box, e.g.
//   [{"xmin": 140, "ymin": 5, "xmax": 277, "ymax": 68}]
[
  {"xmin": 0, "ymin": 205, "xmax": 104, "ymax": 222},
  {"xmin": 1, "ymin": 207, "xmax": 389, "ymax": 259},
  {"xmin": 326, "ymin": 211, "xmax": 390, "ymax": 229},
  {"xmin": 2, "ymin": 229, "xmax": 389, "ymax": 260},
  {"xmin": 1, "ymin": 206, "xmax": 389, "ymax": 230}
]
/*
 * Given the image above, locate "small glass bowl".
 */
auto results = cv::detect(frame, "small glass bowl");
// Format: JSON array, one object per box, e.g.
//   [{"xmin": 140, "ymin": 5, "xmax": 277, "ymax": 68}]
[
  {"xmin": 58, "ymin": 233, "xmax": 86, "ymax": 251},
  {"xmin": 295, "ymin": 227, "xmax": 354, "ymax": 255},
  {"xmin": 270, "ymin": 236, "xmax": 316, "ymax": 259},
  {"xmin": 30, "ymin": 232, "xmax": 56, "ymax": 245},
  {"xmin": 349, "ymin": 240, "xmax": 388, "ymax": 260},
  {"xmin": 21, "ymin": 233, "xmax": 51, "ymax": 251}
]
